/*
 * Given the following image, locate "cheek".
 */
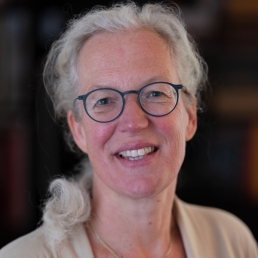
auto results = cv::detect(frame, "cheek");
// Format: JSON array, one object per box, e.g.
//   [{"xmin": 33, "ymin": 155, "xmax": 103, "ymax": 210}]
[
  {"xmin": 156, "ymin": 109, "xmax": 188, "ymax": 158},
  {"xmin": 157, "ymin": 110, "xmax": 187, "ymax": 142},
  {"xmin": 83, "ymin": 120, "xmax": 115, "ymax": 156}
]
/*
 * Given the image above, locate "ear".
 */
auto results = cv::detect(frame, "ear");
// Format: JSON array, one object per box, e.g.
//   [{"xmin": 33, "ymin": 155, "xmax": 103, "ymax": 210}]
[
  {"xmin": 185, "ymin": 98, "xmax": 197, "ymax": 141},
  {"xmin": 67, "ymin": 110, "xmax": 88, "ymax": 153}
]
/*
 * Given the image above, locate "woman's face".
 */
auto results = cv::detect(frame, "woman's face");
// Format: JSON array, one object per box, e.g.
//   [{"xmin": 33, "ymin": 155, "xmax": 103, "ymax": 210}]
[{"xmin": 68, "ymin": 29, "xmax": 197, "ymax": 199}]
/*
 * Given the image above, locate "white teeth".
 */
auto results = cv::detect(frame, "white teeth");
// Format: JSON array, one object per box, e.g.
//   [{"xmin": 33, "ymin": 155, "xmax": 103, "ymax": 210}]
[
  {"xmin": 118, "ymin": 147, "xmax": 155, "ymax": 160},
  {"xmin": 138, "ymin": 148, "xmax": 145, "ymax": 156},
  {"xmin": 131, "ymin": 150, "xmax": 138, "ymax": 157}
]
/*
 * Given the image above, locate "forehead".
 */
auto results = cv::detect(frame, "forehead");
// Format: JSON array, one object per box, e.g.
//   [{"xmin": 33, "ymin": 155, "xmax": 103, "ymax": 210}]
[{"xmin": 76, "ymin": 29, "xmax": 179, "ymax": 90}]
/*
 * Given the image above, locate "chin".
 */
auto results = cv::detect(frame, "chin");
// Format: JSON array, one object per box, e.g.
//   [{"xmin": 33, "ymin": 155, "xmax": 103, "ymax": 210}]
[{"xmin": 121, "ymin": 177, "xmax": 170, "ymax": 199}]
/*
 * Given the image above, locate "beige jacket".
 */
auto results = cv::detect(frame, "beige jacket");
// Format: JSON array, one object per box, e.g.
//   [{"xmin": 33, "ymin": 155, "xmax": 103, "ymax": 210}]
[{"xmin": 0, "ymin": 198, "xmax": 257, "ymax": 258}]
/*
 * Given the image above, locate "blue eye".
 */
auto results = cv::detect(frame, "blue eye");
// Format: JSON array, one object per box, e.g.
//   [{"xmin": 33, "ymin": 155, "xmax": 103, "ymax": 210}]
[
  {"xmin": 92, "ymin": 96, "xmax": 119, "ymax": 113},
  {"xmin": 95, "ymin": 98, "xmax": 111, "ymax": 105},
  {"xmin": 149, "ymin": 91, "xmax": 163, "ymax": 97}
]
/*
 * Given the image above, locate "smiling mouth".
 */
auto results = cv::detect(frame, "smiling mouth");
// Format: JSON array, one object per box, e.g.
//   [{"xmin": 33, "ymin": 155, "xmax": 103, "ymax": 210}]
[{"xmin": 117, "ymin": 147, "xmax": 157, "ymax": 161}]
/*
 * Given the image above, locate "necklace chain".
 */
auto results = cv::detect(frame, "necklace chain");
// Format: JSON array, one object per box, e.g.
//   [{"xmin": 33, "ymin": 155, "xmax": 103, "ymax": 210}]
[{"xmin": 88, "ymin": 221, "xmax": 173, "ymax": 258}]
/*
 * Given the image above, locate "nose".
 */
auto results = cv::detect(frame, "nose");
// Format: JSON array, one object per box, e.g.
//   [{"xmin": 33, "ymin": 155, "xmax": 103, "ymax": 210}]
[{"xmin": 117, "ymin": 94, "xmax": 149, "ymax": 133}]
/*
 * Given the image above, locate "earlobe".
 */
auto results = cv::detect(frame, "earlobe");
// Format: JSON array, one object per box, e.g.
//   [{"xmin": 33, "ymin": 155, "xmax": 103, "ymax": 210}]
[
  {"xmin": 185, "ymin": 98, "xmax": 197, "ymax": 141},
  {"xmin": 67, "ymin": 111, "xmax": 88, "ymax": 153}
]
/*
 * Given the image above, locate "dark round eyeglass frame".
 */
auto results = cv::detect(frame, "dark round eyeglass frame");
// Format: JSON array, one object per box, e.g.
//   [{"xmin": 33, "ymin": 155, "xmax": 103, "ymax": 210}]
[{"xmin": 74, "ymin": 81, "xmax": 186, "ymax": 123}]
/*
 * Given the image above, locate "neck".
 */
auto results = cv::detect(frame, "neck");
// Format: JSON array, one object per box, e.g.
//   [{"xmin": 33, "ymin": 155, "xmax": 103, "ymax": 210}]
[{"xmin": 88, "ymin": 176, "xmax": 177, "ymax": 257}]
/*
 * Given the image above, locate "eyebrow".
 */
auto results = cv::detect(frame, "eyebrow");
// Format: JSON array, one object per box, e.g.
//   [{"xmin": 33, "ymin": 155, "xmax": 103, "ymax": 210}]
[
  {"xmin": 79, "ymin": 84, "xmax": 109, "ymax": 94},
  {"xmin": 82, "ymin": 76, "xmax": 174, "ymax": 93}
]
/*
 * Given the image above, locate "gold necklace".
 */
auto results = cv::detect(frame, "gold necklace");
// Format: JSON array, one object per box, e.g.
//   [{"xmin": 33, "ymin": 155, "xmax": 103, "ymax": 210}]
[{"xmin": 88, "ymin": 221, "xmax": 173, "ymax": 258}]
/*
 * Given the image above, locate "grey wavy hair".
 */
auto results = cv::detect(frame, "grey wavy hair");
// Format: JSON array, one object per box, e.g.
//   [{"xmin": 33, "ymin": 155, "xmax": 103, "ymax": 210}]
[
  {"xmin": 43, "ymin": 1, "xmax": 208, "ymax": 151},
  {"xmin": 42, "ymin": 1, "xmax": 208, "ymax": 250},
  {"xmin": 42, "ymin": 158, "xmax": 92, "ymax": 249}
]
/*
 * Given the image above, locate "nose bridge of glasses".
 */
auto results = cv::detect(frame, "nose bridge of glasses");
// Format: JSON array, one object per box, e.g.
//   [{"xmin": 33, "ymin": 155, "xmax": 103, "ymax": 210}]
[
  {"xmin": 122, "ymin": 89, "xmax": 139, "ymax": 97},
  {"xmin": 122, "ymin": 89, "xmax": 142, "ymax": 108}
]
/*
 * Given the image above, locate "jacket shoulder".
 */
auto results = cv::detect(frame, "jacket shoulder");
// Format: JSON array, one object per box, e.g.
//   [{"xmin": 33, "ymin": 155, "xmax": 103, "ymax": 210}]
[
  {"xmin": 0, "ymin": 226, "xmax": 52, "ymax": 258},
  {"xmin": 176, "ymin": 198, "xmax": 258, "ymax": 257}
]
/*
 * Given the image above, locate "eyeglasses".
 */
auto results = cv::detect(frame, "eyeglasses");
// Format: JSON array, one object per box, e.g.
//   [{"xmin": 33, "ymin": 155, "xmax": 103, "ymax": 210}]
[{"xmin": 75, "ymin": 82, "xmax": 186, "ymax": 123}]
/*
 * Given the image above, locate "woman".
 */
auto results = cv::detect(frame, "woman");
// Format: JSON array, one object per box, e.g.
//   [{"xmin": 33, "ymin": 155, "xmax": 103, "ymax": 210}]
[{"xmin": 0, "ymin": 2, "xmax": 257, "ymax": 257}]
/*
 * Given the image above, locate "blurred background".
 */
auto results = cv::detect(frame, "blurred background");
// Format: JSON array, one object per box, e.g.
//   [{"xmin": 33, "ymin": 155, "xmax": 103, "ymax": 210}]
[{"xmin": 0, "ymin": 0, "xmax": 258, "ymax": 248}]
